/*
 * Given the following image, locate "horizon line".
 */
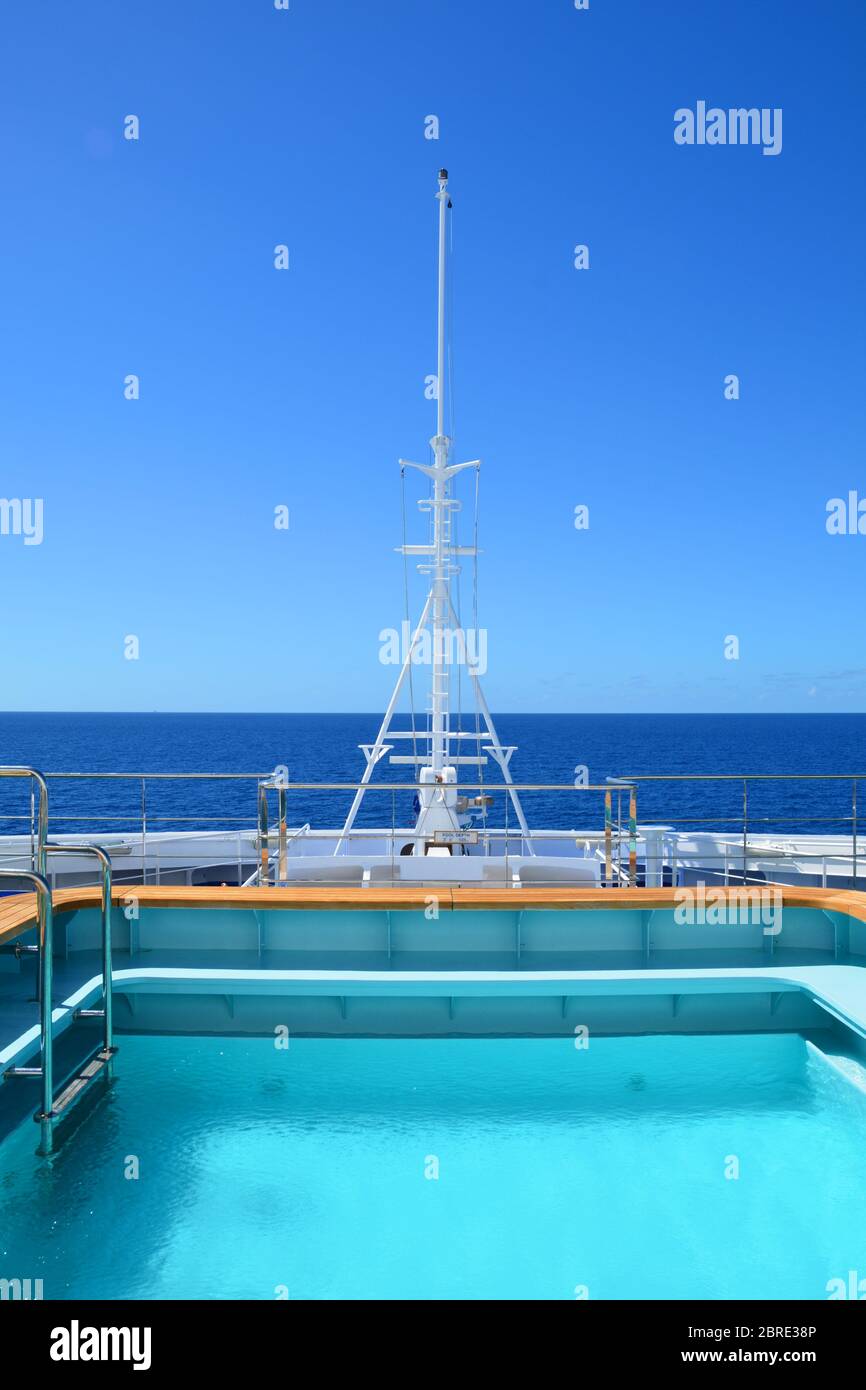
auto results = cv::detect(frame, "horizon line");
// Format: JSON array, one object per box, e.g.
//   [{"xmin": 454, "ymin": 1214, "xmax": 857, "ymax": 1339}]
[{"xmin": 0, "ymin": 710, "xmax": 863, "ymax": 719}]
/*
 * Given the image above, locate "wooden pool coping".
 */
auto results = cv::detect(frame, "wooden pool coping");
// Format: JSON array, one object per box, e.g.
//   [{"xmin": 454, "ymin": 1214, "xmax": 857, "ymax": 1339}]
[{"xmin": 2, "ymin": 883, "xmax": 866, "ymax": 945}]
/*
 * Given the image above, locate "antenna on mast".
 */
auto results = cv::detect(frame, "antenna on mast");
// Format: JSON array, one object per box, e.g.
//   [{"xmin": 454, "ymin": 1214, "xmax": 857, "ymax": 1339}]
[
  {"xmin": 435, "ymin": 169, "xmax": 449, "ymax": 443},
  {"xmin": 429, "ymin": 168, "xmax": 453, "ymax": 777}
]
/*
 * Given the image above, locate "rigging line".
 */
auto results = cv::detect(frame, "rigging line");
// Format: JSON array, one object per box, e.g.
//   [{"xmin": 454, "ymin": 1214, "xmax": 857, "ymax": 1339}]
[
  {"xmin": 454, "ymin": 473, "xmax": 463, "ymax": 739},
  {"xmin": 446, "ymin": 197, "xmax": 460, "ymax": 737},
  {"xmin": 472, "ymin": 461, "xmax": 488, "ymax": 830},
  {"xmin": 427, "ymin": 433, "xmax": 434, "ymax": 751},
  {"xmin": 424, "ymin": 390, "xmax": 435, "ymax": 741},
  {"xmin": 400, "ymin": 465, "xmax": 419, "ymax": 771},
  {"xmin": 447, "ymin": 201, "xmax": 455, "ymax": 447}
]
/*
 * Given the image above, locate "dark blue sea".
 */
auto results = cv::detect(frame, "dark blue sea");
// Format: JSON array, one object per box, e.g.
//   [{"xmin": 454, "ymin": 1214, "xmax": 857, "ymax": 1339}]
[{"xmin": 0, "ymin": 713, "xmax": 864, "ymax": 840}]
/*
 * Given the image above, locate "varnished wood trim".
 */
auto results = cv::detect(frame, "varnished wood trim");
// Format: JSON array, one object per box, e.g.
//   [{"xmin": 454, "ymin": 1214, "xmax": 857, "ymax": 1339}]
[{"xmin": 2, "ymin": 882, "xmax": 866, "ymax": 944}]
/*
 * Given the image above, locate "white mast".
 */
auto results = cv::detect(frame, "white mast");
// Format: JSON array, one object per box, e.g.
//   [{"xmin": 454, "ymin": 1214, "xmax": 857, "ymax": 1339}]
[
  {"xmin": 335, "ymin": 171, "xmax": 532, "ymax": 852},
  {"xmin": 431, "ymin": 168, "xmax": 451, "ymax": 775}
]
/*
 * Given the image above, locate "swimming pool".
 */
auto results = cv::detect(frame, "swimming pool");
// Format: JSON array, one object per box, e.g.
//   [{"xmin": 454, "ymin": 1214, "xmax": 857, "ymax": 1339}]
[{"xmin": 1, "ymin": 1030, "xmax": 864, "ymax": 1300}]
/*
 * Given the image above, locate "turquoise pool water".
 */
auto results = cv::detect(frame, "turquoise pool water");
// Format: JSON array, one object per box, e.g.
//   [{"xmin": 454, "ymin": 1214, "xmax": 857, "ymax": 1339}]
[{"xmin": 1, "ymin": 1032, "xmax": 865, "ymax": 1300}]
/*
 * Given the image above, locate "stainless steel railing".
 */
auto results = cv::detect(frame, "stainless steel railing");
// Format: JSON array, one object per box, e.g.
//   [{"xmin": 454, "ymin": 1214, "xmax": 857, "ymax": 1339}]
[
  {"xmin": 616, "ymin": 772, "xmax": 864, "ymax": 889},
  {"xmin": 44, "ymin": 843, "xmax": 114, "ymax": 1059},
  {"xmin": 1, "ymin": 837, "xmax": 114, "ymax": 1156},
  {"xmin": 0, "ymin": 767, "xmax": 48, "ymax": 875},
  {"xmin": 1, "ymin": 767, "xmax": 865, "ymax": 891}
]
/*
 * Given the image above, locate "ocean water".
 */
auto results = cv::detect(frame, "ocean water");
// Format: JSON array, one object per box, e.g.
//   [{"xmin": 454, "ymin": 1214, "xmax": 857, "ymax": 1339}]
[
  {"xmin": 0, "ymin": 711, "xmax": 863, "ymax": 835},
  {"xmin": 0, "ymin": 1032, "xmax": 864, "ymax": 1300}
]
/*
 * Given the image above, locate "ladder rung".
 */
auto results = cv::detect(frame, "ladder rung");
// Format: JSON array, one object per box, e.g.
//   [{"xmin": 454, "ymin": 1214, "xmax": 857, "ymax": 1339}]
[
  {"xmin": 73, "ymin": 1008, "xmax": 105, "ymax": 1019},
  {"xmin": 4, "ymin": 1066, "xmax": 43, "ymax": 1078},
  {"xmin": 53, "ymin": 1074, "xmax": 93, "ymax": 1115},
  {"xmin": 51, "ymin": 1049, "xmax": 114, "ymax": 1117}
]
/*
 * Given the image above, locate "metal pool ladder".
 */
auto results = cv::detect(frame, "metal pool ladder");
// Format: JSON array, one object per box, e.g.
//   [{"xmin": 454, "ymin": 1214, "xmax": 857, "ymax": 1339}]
[{"xmin": 1, "ymin": 844, "xmax": 116, "ymax": 1156}]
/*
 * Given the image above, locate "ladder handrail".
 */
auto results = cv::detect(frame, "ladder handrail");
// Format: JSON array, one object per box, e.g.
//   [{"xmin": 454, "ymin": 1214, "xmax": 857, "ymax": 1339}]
[
  {"xmin": 45, "ymin": 843, "xmax": 114, "ymax": 1057},
  {"xmin": 0, "ymin": 869, "xmax": 53, "ymax": 1152},
  {"xmin": 0, "ymin": 844, "xmax": 114, "ymax": 1156},
  {"xmin": 0, "ymin": 767, "xmax": 49, "ymax": 876}
]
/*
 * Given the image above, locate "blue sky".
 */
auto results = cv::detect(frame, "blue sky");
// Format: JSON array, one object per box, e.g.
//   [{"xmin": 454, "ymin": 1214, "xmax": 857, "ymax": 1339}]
[{"xmin": 1, "ymin": 0, "xmax": 864, "ymax": 714}]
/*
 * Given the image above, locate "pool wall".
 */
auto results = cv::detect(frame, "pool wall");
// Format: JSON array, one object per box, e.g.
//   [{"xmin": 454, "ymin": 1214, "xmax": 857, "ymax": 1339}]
[
  {"xmin": 15, "ymin": 901, "xmax": 862, "ymax": 1039},
  {"xmin": 48, "ymin": 901, "xmax": 857, "ymax": 963}
]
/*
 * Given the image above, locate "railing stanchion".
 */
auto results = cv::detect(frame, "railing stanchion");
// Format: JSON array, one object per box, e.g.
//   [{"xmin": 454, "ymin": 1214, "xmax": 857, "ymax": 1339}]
[
  {"xmin": 141, "ymin": 777, "xmax": 147, "ymax": 885},
  {"xmin": 258, "ymin": 783, "xmax": 269, "ymax": 886},
  {"xmin": 604, "ymin": 791, "xmax": 612, "ymax": 887},
  {"xmin": 742, "ymin": 778, "xmax": 748, "ymax": 886},
  {"xmin": 278, "ymin": 784, "xmax": 287, "ymax": 885},
  {"xmin": 853, "ymin": 778, "xmax": 858, "ymax": 889}
]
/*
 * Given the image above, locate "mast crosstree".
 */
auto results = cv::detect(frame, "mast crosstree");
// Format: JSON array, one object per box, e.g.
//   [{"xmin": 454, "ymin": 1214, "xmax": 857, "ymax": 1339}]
[{"xmin": 336, "ymin": 172, "xmax": 532, "ymax": 852}]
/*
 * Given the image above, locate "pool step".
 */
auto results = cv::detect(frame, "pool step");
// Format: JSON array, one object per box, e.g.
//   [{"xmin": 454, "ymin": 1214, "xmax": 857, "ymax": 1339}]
[
  {"xmin": 51, "ymin": 1046, "xmax": 115, "ymax": 1119},
  {"xmin": 7, "ymin": 1042, "xmax": 116, "ymax": 1122}
]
